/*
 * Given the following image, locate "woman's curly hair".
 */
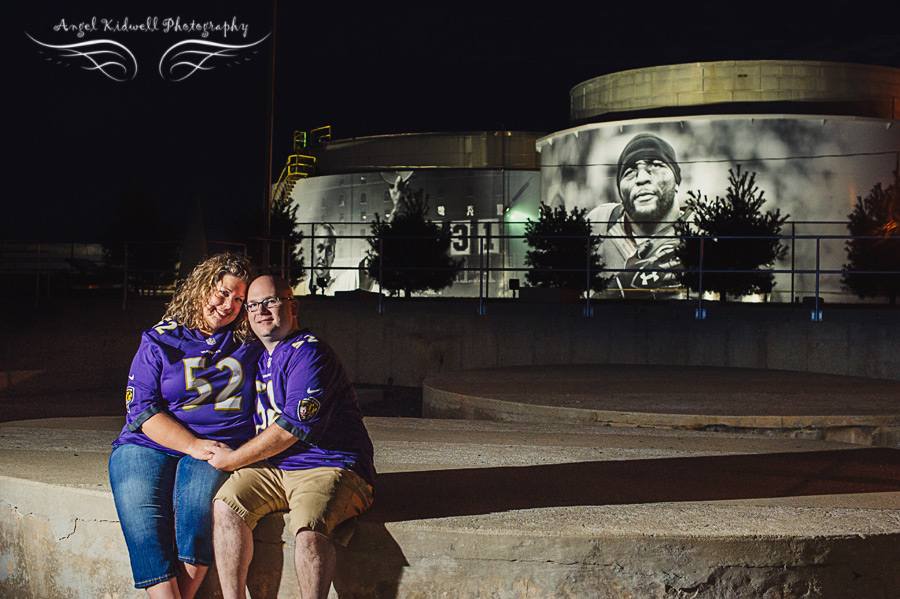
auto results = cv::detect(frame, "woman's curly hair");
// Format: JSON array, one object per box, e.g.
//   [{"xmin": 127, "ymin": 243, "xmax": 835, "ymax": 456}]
[{"xmin": 163, "ymin": 252, "xmax": 255, "ymax": 342}]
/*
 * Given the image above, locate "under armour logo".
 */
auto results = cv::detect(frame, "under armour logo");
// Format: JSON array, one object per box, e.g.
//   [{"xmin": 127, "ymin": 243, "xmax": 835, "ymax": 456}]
[{"xmin": 639, "ymin": 271, "xmax": 660, "ymax": 286}]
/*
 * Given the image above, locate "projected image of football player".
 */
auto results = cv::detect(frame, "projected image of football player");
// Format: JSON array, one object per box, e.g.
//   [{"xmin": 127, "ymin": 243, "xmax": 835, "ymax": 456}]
[
  {"xmin": 108, "ymin": 253, "xmax": 263, "ymax": 599},
  {"xmin": 208, "ymin": 275, "xmax": 375, "ymax": 599},
  {"xmin": 588, "ymin": 133, "xmax": 691, "ymax": 297},
  {"xmin": 355, "ymin": 171, "xmax": 416, "ymax": 293},
  {"xmin": 382, "ymin": 170, "xmax": 413, "ymax": 221}
]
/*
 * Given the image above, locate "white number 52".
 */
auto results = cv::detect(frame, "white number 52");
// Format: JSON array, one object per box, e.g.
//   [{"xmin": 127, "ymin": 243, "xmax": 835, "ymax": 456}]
[{"xmin": 182, "ymin": 357, "xmax": 243, "ymax": 411}]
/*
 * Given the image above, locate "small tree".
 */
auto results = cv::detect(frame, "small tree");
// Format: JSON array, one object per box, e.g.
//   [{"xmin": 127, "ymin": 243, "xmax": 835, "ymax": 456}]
[
  {"xmin": 524, "ymin": 203, "xmax": 608, "ymax": 293},
  {"xmin": 843, "ymin": 165, "xmax": 900, "ymax": 303},
  {"xmin": 365, "ymin": 189, "xmax": 460, "ymax": 297},
  {"xmin": 270, "ymin": 193, "xmax": 305, "ymax": 286},
  {"xmin": 675, "ymin": 166, "xmax": 788, "ymax": 300}
]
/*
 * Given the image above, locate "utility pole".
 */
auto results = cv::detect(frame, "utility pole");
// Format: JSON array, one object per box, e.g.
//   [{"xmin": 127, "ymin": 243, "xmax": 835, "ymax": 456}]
[{"xmin": 263, "ymin": 0, "xmax": 278, "ymax": 269}]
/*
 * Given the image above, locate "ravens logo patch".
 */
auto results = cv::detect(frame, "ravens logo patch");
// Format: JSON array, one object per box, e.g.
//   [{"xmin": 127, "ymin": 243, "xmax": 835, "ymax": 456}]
[
  {"xmin": 297, "ymin": 398, "xmax": 320, "ymax": 422},
  {"xmin": 125, "ymin": 386, "xmax": 135, "ymax": 409}
]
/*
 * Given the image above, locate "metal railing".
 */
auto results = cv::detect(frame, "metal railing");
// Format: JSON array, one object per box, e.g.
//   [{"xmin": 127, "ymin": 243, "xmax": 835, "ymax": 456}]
[
  {"xmin": 4, "ymin": 228, "xmax": 899, "ymax": 321},
  {"xmin": 296, "ymin": 224, "xmax": 900, "ymax": 320}
]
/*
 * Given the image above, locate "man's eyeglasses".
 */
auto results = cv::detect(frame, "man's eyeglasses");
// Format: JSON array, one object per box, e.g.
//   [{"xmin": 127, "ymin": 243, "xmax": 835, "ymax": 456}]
[{"xmin": 245, "ymin": 296, "xmax": 292, "ymax": 313}]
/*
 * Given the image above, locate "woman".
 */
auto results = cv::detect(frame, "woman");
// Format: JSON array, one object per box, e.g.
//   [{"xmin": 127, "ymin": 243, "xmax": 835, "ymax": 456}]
[{"xmin": 109, "ymin": 253, "xmax": 262, "ymax": 599}]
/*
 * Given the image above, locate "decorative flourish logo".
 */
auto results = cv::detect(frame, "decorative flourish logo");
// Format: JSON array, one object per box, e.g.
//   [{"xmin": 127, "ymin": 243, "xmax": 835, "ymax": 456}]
[
  {"xmin": 158, "ymin": 35, "xmax": 270, "ymax": 82},
  {"xmin": 26, "ymin": 16, "xmax": 269, "ymax": 83},
  {"xmin": 26, "ymin": 33, "xmax": 138, "ymax": 82}
]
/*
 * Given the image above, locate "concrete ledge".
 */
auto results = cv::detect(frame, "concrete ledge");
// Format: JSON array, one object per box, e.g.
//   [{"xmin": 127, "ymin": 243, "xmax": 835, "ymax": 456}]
[
  {"xmin": 424, "ymin": 365, "xmax": 900, "ymax": 446},
  {"xmin": 4, "ymin": 417, "xmax": 900, "ymax": 598}
]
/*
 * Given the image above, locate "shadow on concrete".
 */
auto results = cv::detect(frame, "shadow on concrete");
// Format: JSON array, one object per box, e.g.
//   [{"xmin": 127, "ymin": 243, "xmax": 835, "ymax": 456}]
[
  {"xmin": 334, "ymin": 524, "xmax": 408, "ymax": 599},
  {"xmin": 357, "ymin": 384, "xmax": 423, "ymax": 418},
  {"xmin": 238, "ymin": 513, "xmax": 408, "ymax": 599},
  {"xmin": 366, "ymin": 447, "xmax": 900, "ymax": 522},
  {"xmin": 246, "ymin": 516, "xmax": 287, "ymax": 598},
  {"xmin": 318, "ymin": 448, "xmax": 900, "ymax": 599}
]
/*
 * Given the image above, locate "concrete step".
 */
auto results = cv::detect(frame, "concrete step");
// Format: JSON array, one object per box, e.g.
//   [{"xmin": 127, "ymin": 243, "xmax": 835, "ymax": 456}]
[{"xmin": 2, "ymin": 416, "xmax": 900, "ymax": 598}]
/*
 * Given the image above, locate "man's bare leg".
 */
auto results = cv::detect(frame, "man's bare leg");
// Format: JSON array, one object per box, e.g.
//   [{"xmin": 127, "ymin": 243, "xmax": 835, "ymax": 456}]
[
  {"xmin": 294, "ymin": 529, "xmax": 336, "ymax": 599},
  {"xmin": 213, "ymin": 499, "xmax": 254, "ymax": 599}
]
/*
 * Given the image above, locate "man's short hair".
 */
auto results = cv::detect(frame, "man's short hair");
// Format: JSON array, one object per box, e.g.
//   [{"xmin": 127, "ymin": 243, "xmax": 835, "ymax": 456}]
[{"xmin": 616, "ymin": 134, "xmax": 682, "ymax": 190}]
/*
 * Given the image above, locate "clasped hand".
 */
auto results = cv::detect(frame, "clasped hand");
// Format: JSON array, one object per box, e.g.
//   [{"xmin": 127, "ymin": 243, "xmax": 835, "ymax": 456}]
[
  {"xmin": 204, "ymin": 444, "xmax": 238, "ymax": 471},
  {"xmin": 186, "ymin": 439, "xmax": 237, "ymax": 470}
]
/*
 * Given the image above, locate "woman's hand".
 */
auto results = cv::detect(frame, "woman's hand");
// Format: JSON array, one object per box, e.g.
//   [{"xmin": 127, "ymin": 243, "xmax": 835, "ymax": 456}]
[{"xmin": 186, "ymin": 439, "xmax": 228, "ymax": 461}]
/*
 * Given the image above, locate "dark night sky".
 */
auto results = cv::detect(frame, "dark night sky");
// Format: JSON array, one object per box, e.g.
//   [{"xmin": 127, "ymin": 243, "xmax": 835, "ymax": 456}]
[{"xmin": 3, "ymin": 0, "xmax": 898, "ymax": 243}]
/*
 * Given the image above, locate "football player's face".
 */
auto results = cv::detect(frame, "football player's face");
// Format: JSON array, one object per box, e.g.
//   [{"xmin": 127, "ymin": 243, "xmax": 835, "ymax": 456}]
[
  {"xmin": 619, "ymin": 159, "xmax": 677, "ymax": 223},
  {"xmin": 247, "ymin": 277, "xmax": 296, "ymax": 345},
  {"xmin": 203, "ymin": 274, "xmax": 247, "ymax": 333}
]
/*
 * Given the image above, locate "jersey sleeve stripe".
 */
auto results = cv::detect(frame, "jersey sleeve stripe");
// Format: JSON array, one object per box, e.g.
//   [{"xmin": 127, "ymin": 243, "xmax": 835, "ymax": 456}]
[
  {"xmin": 274, "ymin": 415, "xmax": 308, "ymax": 442},
  {"xmin": 127, "ymin": 405, "xmax": 162, "ymax": 432}
]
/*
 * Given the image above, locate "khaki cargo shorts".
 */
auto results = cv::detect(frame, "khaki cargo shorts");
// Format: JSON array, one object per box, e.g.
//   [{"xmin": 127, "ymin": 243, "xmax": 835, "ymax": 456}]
[{"xmin": 215, "ymin": 462, "xmax": 374, "ymax": 546}]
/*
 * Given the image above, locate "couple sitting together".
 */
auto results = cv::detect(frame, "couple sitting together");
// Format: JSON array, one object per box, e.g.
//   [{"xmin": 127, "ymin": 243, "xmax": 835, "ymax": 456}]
[{"xmin": 108, "ymin": 253, "xmax": 375, "ymax": 599}]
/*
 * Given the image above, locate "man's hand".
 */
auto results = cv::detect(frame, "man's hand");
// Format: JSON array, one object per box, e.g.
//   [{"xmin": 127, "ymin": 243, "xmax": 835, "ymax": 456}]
[
  {"xmin": 206, "ymin": 444, "xmax": 238, "ymax": 471},
  {"xmin": 204, "ymin": 423, "xmax": 299, "ymax": 472}
]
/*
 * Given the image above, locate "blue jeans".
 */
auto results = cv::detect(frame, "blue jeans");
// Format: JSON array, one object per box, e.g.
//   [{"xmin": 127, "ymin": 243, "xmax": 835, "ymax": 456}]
[{"xmin": 108, "ymin": 443, "xmax": 230, "ymax": 588}]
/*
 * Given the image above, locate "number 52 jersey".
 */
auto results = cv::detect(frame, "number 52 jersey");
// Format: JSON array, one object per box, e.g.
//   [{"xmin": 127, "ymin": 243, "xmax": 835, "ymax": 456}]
[{"xmin": 112, "ymin": 319, "xmax": 264, "ymax": 455}]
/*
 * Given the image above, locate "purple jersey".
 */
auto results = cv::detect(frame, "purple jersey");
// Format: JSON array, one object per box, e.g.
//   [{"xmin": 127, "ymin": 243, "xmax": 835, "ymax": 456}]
[
  {"xmin": 255, "ymin": 330, "xmax": 375, "ymax": 487},
  {"xmin": 112, "ymin": 319, "xmax": 263, "ymax": 456}
]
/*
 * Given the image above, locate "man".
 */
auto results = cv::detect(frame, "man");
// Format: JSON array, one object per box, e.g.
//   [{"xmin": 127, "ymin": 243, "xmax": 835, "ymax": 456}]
[
  {"xmin": 309, "ymin": 224, "xmax": 337, "ymax": 294},
  {"xmin": 207, "ymin": 275, "xmax": 375, "ymax": 599},
  {"xmin": 309, "ymin": 224, "xmax": 364, "ymax": 295},
  {"xmin": 587, "ymin": 133, "xmax": 690, "ymax": 297}
]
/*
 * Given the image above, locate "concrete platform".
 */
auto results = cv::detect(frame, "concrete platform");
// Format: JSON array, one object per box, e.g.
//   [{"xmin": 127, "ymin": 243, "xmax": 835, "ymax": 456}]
[
  {"xmin": 3, "ymin": 416, "xmax": 900, "ymax": 598},
  {"xmin": 424, "ymin": 365, "xmax": 900, "ymax": 446}
]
